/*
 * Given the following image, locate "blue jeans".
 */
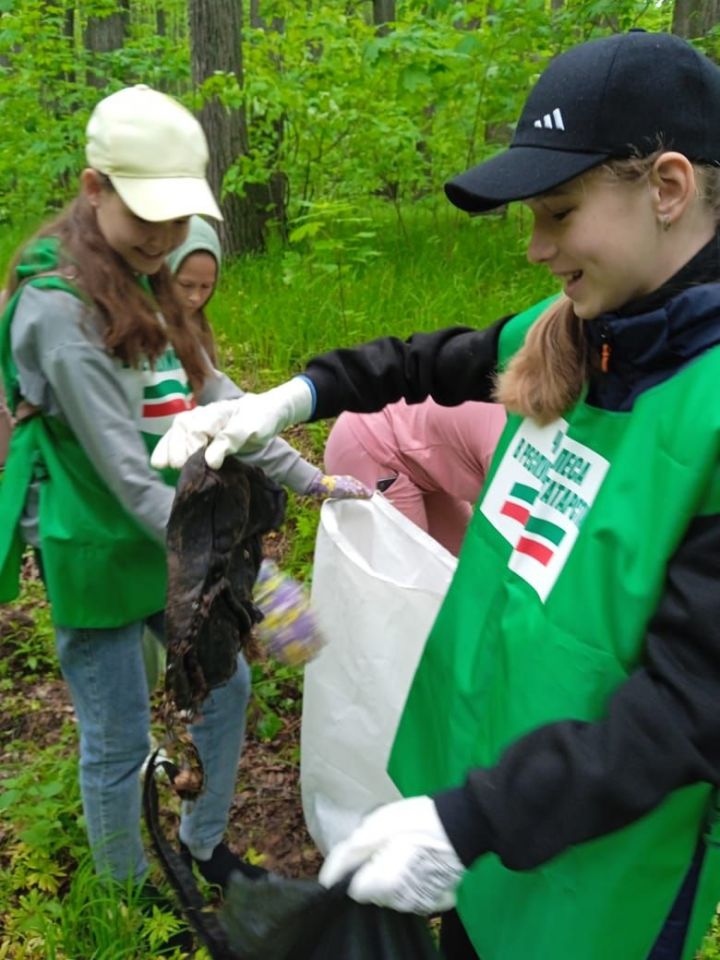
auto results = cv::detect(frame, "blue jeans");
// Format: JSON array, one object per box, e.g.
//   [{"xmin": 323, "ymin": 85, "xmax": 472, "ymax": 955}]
[{"xmin": 55, "ymin": 611, "xmax": 251, "ymax": 882}]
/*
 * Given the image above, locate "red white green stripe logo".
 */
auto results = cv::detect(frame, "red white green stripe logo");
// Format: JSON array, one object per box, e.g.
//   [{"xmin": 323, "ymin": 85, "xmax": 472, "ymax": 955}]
[
  {"xmin": 482, "ymin": 418, "xmax": 609, "ymax": 602},
  {"xmin": 516, "ymin": 515, "xmax": 566, "ymax": 566},
  {"xmin": 142, "ymin": 376, "xmax": 195, "ymax": 420},
  {"xmin": 500, "ymin": 482, "xmax": 537, "ymax": 525},
  {"xmin": 138, "ymin": 350, "xmax": 195, "ymax": 438},
  {"xmin": 501, "ymin": 482, "xmax": 566, "ymax": 567}
]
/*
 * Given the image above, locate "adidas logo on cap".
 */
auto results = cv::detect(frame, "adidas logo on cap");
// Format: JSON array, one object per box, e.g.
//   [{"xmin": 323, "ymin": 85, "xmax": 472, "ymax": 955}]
[
  {"xmin": 533, "ymin": 108, "xmax": 565, "ymax": 131},
  {"xmin": 445, "ymin": 32, "xmax": 720, "ymax": 215}
]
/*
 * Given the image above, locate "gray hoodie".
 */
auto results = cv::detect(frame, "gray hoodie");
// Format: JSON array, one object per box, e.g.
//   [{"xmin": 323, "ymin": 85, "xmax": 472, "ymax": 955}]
[{"xmin": 11, "ymin": 285, "xmax": 320, "ymax": 546}]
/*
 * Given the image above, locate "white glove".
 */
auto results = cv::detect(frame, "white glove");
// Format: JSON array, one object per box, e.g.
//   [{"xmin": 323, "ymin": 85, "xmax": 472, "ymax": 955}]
[
  {"xmin": 150, "ymin": 399, "xmax": 238, "ymax": 470},
  {"xmin": 318, "ymin": 796, "xmax": 465, "ymax": 914},
  {"xmin": 205, "ymin": 377, "xmax": 314, "ymax": 469}
]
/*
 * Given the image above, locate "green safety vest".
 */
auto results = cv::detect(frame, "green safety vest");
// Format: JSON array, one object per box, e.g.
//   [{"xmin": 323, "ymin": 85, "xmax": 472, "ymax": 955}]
[
  {"xmin": 0, "ymin": 245, "xmax": 182, "ymax": 628},
  {"xmin": 389, "ymin": 299, "xmax": 720, "ymax": 959}
]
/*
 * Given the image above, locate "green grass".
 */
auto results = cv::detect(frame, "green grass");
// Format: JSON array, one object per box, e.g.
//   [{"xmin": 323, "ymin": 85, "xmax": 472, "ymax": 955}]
[{"xmin": 212, "ymin": 200, "xmax": 558, "ymax": 388}]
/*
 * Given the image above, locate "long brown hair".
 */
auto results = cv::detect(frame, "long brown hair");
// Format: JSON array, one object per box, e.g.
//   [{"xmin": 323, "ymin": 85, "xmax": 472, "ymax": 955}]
[
  {"xmin": 190, "ymin": 309, "xmax": 218, "ymax": 367},
  {"xmin": 7, "ymin": 191, "xmax": 211, "ymax": 392},
  {"xmin": 494, "ymin": 155, "xmax": 720, "ymax": 424}
]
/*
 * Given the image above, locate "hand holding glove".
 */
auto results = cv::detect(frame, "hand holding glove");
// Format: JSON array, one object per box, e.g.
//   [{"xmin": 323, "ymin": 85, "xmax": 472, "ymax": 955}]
[
  {"xmin": 318, "ymin": 796, "xmax": 465, "ymax": 913},
  {"xmin": 150, "ymin": 378, "xmax": 314, "ymax": 471},
  {"xmin": 253, "ymin": 559, "xmax": 325, "ymax": 666},
  {"xmin": 150, "ymin": 400, "xmax": 239, "ymax": 470},
  {"xmin": 306, "ymin": 473, "xmax": 372, "ymax": 500}
]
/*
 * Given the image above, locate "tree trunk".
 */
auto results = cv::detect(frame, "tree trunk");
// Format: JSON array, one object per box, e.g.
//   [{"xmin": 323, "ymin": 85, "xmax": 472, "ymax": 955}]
[
  {"xmin": 64, "ymin": 5, "xmax": 76, "ymax": 85},
  {"xmin": 373, "ymin": 0, "xmax": 395, "ymax": 34},
  {"xmin": 672, "ymin": 0, "xmax": 720, "ymax": 37},
  {"xmin": 84, "ymin": 1, "xmax": 129, "ymax": 88},
  {"xmin": 249, "ymin": 0, "xmax": 283, "ymax": 31},
  {"xmin": 189, "ymin": 0, "xmax": 268, "ymax": 255},
  {"xmin": 248, "ymin": 1, "xmax": 289, "ymax": 241}
]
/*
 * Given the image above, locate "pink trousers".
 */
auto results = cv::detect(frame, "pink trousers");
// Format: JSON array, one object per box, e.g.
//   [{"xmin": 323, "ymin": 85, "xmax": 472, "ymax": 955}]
[{"xmin": 324, "ymin": 399, "xmax": 506, "ymax": 556}]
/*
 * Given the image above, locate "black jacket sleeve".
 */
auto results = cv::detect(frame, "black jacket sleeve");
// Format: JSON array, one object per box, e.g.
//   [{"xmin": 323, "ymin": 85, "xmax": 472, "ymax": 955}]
[
  {"xmin": 434, "ymin": 513, "xmax": 720, "ymax": 871},
  {"xmin": 304, "ymin": 318, "xmax": 509, "ymax": 420}
]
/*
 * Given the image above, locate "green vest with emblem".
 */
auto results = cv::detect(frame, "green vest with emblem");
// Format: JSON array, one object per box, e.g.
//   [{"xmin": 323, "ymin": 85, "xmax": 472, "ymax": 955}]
[
  {"xmin": 0, "ymin": 238, "xmax": 183, "ymax": 628},
  {"xmin": 389, "ymin": 298, "xmax": 720, "ymax": 960}
]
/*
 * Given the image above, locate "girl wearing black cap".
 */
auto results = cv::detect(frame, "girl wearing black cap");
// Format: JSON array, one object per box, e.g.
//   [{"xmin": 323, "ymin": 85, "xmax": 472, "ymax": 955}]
[{"xmin": 152, "ymin": 31, "xmax": 720, "ymax": 960}]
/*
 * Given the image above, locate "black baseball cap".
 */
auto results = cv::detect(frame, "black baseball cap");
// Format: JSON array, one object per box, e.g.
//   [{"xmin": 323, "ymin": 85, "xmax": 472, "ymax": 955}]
[{"xmin": 445, "ymin": 31, "xmax": 720, "ymax": 213}]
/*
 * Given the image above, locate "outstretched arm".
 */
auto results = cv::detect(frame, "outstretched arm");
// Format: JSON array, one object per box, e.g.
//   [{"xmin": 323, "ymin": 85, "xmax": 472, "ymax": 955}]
[
  {"xmin": 306, "ymin": 320, "xmax": 508, "ymax": 419},
  {"xmin": 151, "ymin": 318, "xmax": 509, "ymax": 470}
]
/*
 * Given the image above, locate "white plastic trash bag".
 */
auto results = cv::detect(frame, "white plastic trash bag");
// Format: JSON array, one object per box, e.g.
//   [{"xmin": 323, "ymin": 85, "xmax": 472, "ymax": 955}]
[{"xmin": 301, "ymin": 493, "xmax": 458, "ymax": 855}]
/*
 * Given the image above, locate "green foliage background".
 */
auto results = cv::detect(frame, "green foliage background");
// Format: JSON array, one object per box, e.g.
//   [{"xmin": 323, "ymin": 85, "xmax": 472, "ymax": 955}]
[
  {"xmin": 3, "ymin": 1, "xmax": 720, "ymax": 956},
  {"xmin": 0, "ymin": 0, "xmax": 687, "ymax": 228}
]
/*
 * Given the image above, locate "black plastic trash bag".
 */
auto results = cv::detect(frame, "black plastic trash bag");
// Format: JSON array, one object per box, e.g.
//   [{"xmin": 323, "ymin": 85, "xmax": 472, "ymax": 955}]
[
  {"xmin": 144, "ymin": 750, "xmax": 442, "ymax": 959},
  {"xmin": 220, "ymin": 870, "xmax": 442, "ymax": 960}
]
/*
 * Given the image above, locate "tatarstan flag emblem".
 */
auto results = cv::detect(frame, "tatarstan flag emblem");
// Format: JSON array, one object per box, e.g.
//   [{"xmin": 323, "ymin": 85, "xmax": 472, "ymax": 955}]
[
  {"xmin": 500, "ymin": 481, "xmax": 537, "ymax": 524},
  {"xmin": 500, "ymin": 482, "xmax": 566, "ymax": 567}
]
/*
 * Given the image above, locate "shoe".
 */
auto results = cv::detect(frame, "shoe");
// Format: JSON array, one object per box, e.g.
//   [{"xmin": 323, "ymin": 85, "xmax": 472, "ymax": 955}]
[
  {"xmin": 179, "ymin": 840, "xmax": 267, "ymax": 890},
  {"xmin": 137, "ymin": 878, "xmax": 195, "ymax": 955}
]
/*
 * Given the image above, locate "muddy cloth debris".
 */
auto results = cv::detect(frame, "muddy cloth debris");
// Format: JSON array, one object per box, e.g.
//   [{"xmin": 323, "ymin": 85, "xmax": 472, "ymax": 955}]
[{"xmin": 165, "ymin": 448, "xmax": 286, "ymax": 716}]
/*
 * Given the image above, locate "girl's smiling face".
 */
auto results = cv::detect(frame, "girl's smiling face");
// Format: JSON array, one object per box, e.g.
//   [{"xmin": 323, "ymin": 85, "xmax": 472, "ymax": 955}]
[
  {"xmin": 82, "ymin": 169, "xmax": 190, "ymax": 275},
  {"xmin": 523, "ymin": 171, "xmax": 667, "ymax": 320}
]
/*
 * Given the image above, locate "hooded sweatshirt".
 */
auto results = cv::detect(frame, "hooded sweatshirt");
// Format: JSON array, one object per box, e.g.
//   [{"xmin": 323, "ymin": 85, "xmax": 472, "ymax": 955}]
[
  {"xmin": 167, "ymin": 215, "xmax": 222, "ymax": 365},
  {"xmin": 0, "ymin": 236, "xmax": 321, "ymax": 622}
]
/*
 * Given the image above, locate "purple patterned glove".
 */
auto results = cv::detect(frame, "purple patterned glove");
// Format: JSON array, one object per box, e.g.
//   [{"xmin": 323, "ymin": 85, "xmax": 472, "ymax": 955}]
[
  {"xmin": 306, "ymin": 473, "xmax": 372, "ymax": 500},
  {"xmin": 253, "ymin": 560, "xmax": 325, "ymax": 666}
]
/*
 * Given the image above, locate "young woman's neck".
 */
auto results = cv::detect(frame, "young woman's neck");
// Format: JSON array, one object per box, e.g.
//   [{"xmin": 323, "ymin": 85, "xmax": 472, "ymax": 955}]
[{"xmin": 653, "ymin": 217, "xmax": 717, "ymax": 296}]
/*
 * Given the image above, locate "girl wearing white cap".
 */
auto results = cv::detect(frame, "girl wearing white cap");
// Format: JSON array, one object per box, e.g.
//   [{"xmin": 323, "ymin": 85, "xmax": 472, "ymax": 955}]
[
  {"xmin": 154, "ymin": 31, "xmax": 720, "ymax": 960},
  {"xmin": 0, "ymin": 84, "xmax": 366, "ymax": 946}
]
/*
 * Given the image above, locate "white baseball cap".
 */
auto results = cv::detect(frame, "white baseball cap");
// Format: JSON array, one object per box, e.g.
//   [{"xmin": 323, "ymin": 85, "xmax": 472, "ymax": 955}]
[{"xmin": 85, "ymin": 85, "xmax": 222, "ymax": 222}]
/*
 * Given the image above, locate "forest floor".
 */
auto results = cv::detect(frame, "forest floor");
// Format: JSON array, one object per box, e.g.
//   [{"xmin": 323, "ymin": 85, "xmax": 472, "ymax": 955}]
[{"xmin": 0, "ymin": 561, "xmax": 324, "ymax": 896}]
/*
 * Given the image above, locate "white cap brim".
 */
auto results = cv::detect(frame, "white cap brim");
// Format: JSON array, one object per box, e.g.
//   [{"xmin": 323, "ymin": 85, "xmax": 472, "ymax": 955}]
[{"xmin": 111, "ymin": 175, "xmax": 223, "ymax": 222}]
